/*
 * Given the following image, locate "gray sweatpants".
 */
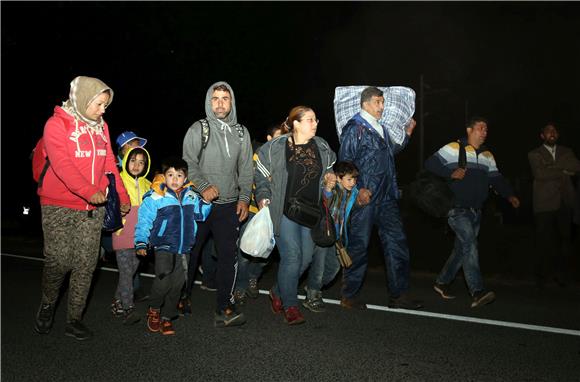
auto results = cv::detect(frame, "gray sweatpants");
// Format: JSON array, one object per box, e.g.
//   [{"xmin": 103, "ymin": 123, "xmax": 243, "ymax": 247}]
[{"xmin": 40, "ymin": 205, "xmax": 104, "ymax": 322}]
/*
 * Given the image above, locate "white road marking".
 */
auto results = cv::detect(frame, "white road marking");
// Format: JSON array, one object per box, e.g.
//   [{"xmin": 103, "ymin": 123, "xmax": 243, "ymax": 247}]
[{"xmin": 4, "ymin": 253, "xmax": 579, "ymax": 337}]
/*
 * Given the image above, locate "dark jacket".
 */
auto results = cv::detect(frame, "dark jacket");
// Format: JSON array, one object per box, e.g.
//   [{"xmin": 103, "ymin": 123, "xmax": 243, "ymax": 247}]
[
  {"xmin": 338, "ymin": 113, "xmax": 409, "ymax": 203},
  {"xmin": 528, "ymin": 145, "xmax": 580, "ymax": 213}
]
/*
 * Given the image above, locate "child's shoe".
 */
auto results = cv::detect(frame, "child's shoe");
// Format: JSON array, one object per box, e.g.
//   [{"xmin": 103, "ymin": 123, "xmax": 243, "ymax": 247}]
[
  {"xmin": 123, "ymin": 306, "xmax": 141, "ymax": 326},
  {"xmin": 214, "ymin": 305, "xmax": 246, "ymax": 328},
  {"xmin": 160, "ymin": 319, "xmax": 175, "ymax": 336},
  {"xmin": 111, "ymin": 299, "xmax": 124, "ymax": 317},
  {"xmin": 178, "ymin": 297, "xmax": 192, "ymax": 316},
  {"xmin": 146, "ymin": 307, "xmax": 161, "ymax": 332}
]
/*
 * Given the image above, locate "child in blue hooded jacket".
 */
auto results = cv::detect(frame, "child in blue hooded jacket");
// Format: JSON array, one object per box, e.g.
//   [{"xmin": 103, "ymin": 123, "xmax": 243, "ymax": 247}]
[
  {"xmin": 303, "ymin": 161, "xmax": 360, "ymax": 313},
  {"xmin": 135, "ymin": 157, "xmax": 212, "ymax": 335}
]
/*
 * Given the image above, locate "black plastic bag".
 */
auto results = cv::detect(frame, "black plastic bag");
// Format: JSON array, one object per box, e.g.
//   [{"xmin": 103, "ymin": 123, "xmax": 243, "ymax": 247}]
[{"xmin": 102, "ymin": 172, "xmax": 123, "ymax": 232}]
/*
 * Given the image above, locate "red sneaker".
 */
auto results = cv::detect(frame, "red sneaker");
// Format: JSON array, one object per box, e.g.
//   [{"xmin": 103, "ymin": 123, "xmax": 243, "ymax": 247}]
[
  {"xmin": 283, "ymin": 306, "xmax": 305, "ymax": 325},
  {"xmin": 160, "ymin": 319, "xmax": 176, "ymax": 336},
  {"xmin": 269, "ymin": 289, "xmax": 283, "ymax": 314},
  {"xmin": 146, "ymin": 307, "xmax": 161, "ymax": 333}
]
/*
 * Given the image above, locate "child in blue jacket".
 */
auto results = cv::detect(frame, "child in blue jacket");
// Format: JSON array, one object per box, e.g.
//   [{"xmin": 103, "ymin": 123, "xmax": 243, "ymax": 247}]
[
  {"xmin": 303, "ymin": 161, "xmax": 360, "ymax": 313},
  {"xmin": 135, "ymin": 157, "xmax": 212, "ymax": 335}
]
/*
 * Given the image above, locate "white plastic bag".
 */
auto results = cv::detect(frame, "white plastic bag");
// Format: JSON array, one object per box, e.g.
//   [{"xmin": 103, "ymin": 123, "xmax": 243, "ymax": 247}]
[{"xmin": 240, "ymin": 206, "xmax": 276, "ymax": 258}]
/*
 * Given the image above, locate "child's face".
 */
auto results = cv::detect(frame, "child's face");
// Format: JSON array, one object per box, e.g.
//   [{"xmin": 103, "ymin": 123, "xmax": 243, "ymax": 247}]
[
  {"xmin": 164, "ymin": 168, "xmax": 187, "ymax": 191},
  {"xmin": 121, "ymin": 140, "xmax": 141, "ymax": 156},
  {"xmin": 338, "ymin": 174, "xmax": 357, "ymax": 191},
  {"xmin": 127, "ymin": 153, "xmax": 146, "ymax": 177}
]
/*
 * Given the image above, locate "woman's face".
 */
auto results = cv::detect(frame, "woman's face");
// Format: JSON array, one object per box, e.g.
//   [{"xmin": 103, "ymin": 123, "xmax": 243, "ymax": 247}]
[
  {"xmin": 85, "ymin": 92, "xmax": 110, "ymax": 121},
  {"xmin": 293, "ymin": 110, "xmax": 318, "ymax": 140}
]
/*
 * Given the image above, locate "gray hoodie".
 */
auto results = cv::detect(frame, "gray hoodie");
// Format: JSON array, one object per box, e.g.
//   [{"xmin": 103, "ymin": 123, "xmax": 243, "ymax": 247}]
[{"xmin": 182, "ymin": 81, "xmax": 253, "ymax": 205}]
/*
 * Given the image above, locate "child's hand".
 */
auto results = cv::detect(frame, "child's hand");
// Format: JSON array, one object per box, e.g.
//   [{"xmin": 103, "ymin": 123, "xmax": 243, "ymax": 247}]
[
  {"xmin": 120, "ymin": 203, "xmax": 131, "ymax": 216},
  {"xmin": 323, "ymin": 173, "xmax": 337, "ymax": 190},
  {"xmin": 136, "ymin": 248, "xmax": 148, "ymax": 256}
]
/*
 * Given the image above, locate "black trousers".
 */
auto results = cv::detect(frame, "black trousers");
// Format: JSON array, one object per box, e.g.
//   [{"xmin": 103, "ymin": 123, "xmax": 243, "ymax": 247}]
[
  {"xmin": 149, "ymin": 251, "xmax": 187, "ymax": 320},
  {"xmin": 534, "ymin": 207, "xmax": 574, "ymax": 282},
  {"xmin": 186, "ymin": 202, "xmax": 240, "ymax": 311}
]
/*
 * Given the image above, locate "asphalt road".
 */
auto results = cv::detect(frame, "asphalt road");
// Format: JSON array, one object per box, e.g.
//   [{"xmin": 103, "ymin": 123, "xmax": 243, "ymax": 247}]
[{"xmin": 2, "ymin": 249, "xmax": 579, "ymax": 382}]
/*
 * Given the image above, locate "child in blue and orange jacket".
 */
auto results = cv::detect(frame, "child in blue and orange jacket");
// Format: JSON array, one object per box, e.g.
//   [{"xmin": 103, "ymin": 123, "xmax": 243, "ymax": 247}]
[{"xmin": 135, "ymin": 157, "xmax": 213, "ymax": 335}]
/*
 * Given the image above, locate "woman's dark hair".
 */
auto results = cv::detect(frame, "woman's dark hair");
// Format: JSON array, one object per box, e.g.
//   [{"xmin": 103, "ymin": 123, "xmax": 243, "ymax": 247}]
[
  {"xmin": 161, "ymin": 156, "xmax": 188, "ymax": 176},
  {"xmin": 283, "ymin": 106, "xmax": 313, "ymax": 132},
  {"xmin": 333, "ymin": 161, "xmax": 359, "ymax": 178},
  {"xmin": 125, "ymin": 148, "xmax": 148, "ymax": 178}
]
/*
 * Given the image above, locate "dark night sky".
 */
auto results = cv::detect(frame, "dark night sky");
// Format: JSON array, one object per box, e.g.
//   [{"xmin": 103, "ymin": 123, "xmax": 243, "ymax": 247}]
[{"xmin": 2, "ymin": 1, "xmax": 580, "ymax": 220}]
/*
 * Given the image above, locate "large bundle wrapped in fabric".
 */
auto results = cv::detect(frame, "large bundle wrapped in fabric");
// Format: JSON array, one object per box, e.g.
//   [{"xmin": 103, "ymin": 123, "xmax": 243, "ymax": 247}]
[{"xmin": 333, "ymin": 86, "xmax": 416, "ymax": 144}]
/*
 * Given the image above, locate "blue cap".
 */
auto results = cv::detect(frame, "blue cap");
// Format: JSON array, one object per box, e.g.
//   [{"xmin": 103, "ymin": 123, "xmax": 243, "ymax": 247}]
[{"xmin": 116, "ymin": 131, "xmax": 147, "ymax": 148}]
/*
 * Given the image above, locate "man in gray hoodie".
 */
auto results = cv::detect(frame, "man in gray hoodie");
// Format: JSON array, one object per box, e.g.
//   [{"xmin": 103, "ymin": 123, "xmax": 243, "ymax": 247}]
[{"xmin": 182, "ymin": 81, "xmax": 253, "ymax": 327}]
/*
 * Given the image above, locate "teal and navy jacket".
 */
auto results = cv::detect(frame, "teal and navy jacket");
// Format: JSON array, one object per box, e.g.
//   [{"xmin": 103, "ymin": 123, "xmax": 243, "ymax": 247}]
[
  {"xmin": 323, "ymin": 185, "xmax": 359, "ymax": 247},
  {"xmin": 134, "ymin": 184, "xmax": 212, "ymax": 254},
  {"xmin": 424, "ymin": 138, "xmax": 514, "ymax": 209}
]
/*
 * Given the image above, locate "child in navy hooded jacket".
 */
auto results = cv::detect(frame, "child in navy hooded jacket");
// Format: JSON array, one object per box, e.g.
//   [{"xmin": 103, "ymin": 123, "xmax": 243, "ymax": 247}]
[{"xmin": 135, "ymin": 157, "xmax": 212, "ymax": 335}]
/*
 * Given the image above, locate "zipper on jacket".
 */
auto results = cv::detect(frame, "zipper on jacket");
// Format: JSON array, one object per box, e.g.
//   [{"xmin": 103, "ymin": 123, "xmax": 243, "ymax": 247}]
[{"xmin": 86, "ymin": 127, "xmax": 97, "ymax": 211}]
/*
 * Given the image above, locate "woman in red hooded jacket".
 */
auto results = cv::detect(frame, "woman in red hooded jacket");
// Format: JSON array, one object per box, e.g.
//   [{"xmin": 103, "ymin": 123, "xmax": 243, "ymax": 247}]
[{"xmin": 34, "ymin": 76, "xmax": 130, "ymax": 341}]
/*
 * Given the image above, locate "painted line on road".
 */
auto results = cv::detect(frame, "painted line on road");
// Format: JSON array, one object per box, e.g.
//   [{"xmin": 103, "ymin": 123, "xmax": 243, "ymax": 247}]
[{"xmin": 4, "ymin": 252, "xmax": 579, "ymax": 337}]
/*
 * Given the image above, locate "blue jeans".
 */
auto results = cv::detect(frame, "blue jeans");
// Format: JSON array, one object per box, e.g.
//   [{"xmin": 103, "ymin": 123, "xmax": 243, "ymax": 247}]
[
  {"xmin": 342, "ymin": 199, "xmax": 410, "ymax": 299},
  {"xmin": 273, "ymin": 215, "xmax": 316, "ymax": 309},
  {"xmin": 306, "ymin": 245, "xmax": 340, "ymax": 293},
  {"xmin": 235, "ymin": 212, "xmax": 268, "ymax": 292},
  {"xmin": 436, "ymin": 207, "xmax": 484, "ymax": 295}
]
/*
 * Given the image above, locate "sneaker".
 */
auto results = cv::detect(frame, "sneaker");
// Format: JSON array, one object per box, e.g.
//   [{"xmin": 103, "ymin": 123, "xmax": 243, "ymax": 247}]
[
  {"xmin": 471, "ymin": 290, "xmax": 496, "ymax": 308},
  {"xmin": 247, "ymin": 278, "xmax": 259, "ymax": 299},
  {"xmin": 147, "ymin": 307, "xmax": 161, "ymax": 332},
  {"xmin": 111, "ymin": 299, "xmax": 124, "ymax": 317},
  {"xmin": 269, "ymin": 289, "xmax": 283, "ymax": 314},
  {"xmin": 178, "ymin": 298, "xmax": 192, "ymax": 316},
  {"xmin": 283, "ymin": 306, "xmax": 305, "ymax": 325},
  {"xmin": 214, "ymin": 306, "xmax": 246, "ymax": 328},
  {"xmin": 433, "ymin": 283, "xmax": 456, "ymax": 300},
  {"xmin": 160, "ymin": 319, "xmax": 176, "ymax": 335},
  {"xmin": 233, "ymin": 290, "xmax": 247, "ymax": 306},
  {"xmin": 64, "ymin": 320, "xmax": 93, "ymax": 341},
  {"xmin": 302, "ymin": 297, "xmax": 326, "ymax": 313},
  {"xmin": 388, "ymin": 294, "xmax": 423, "ymax": 310},
  {"xmin": 340, "ymin": 296, "xmax": 367, "ymax": 310},
  {"xmin": 34, "ymin": 302, "xmax": 55, "ymax": 334},
  {"xmin": 200, "ymin": 283, "xmax": 217, "ymax": 292},
  {"xmin": 123, "ymin": 306, "xmax": 141, "ymax": 326}
]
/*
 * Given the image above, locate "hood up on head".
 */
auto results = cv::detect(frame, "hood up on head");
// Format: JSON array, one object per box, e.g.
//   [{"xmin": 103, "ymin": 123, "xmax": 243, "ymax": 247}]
[
  {"xmin": 62, "ymin": 76, "xmax": 114, "ymax": 127},
  {"xmin": 121, "ymin": 146, "xmax": 151, "ymax": 180},
  {"xmin": 204, "ymin": 81, "xmax": 237, "ymax": 126}
]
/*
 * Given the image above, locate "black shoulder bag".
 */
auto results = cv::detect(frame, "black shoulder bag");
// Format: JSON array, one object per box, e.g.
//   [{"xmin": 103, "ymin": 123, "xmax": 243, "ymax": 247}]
[{"xmin": 408, "ymin": 140, "xmax": 466, "ymax": 218}]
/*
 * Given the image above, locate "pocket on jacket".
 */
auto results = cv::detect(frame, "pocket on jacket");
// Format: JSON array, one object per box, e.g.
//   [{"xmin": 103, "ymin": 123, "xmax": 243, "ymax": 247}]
[{"xmin": 157, "ymin": 219, "xmax": 168, "ymax": 237}]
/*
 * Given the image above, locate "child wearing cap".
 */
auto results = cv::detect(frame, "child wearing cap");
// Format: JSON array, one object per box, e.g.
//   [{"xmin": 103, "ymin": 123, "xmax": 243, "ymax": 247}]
[{"xmin": 116, "ymin": 131, "xmax": 147, "ymax": 168}]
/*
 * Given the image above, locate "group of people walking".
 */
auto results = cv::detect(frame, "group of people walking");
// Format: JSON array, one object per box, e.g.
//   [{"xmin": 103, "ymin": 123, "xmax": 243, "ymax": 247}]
[{"xmin": 33, "ymin": 75, "xmax": 579, "ymax": 340}]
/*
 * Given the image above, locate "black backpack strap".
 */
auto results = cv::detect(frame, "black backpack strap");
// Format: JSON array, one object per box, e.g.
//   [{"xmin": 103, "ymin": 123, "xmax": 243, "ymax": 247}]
[
  {"xmin": 232, "ymin": 123, "xmax": 245, "ymax": 142},
  {"xmin": 198, "ymin": 119, "xmax": 210, "ymax": 161},
  {"xmin": 457, "ymin": 139, "xmax": 467, "ymax": 169},
  {"xmin": 38, "ymin": 159, "xmax": 50, "ymax": 188}
]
